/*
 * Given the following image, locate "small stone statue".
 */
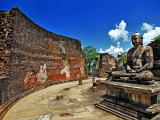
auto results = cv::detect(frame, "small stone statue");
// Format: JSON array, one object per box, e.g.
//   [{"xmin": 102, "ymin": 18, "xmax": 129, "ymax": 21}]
[
  {"xmin": 111, "ymin": 32, "xmax": 154, "ymax": 85},
  {"xmin": 117, "ymin": 54, "xmax": 124, "ymax": 67}
]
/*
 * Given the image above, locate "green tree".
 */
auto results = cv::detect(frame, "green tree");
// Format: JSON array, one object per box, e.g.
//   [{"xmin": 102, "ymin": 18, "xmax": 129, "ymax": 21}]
[
  {"xmin": 121, "ymin": 52, "xmax": 127, "ymax": 63},
  {"xmin": 150, "ymin": 35, "xmax": 160, "ymax": 42},
  {"xmin": 5, "ymin": 11, "xmax": 9, "ymax": 15},
  {"xmin": 82, "ymin": 45, "xmax": 100, "ymax": 71}
]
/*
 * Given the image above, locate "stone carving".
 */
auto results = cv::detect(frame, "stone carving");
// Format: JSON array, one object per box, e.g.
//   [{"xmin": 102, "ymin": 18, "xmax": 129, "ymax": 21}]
[
  {"xmin": 59, "ymin": 41, "xmax": 66, "ymax": 54},
  {"xmin": 60, "ymin": 60, "xmax": 71, "ymax": 78},
  {"xmin": 36, "ymin": 63, "xmax": 47, "ymax": 84},
  {"xmin": 111, "ymin": 32, "xmax": 154, "ymax": 85},
  {"xmin": 24, "ymin": 63, "xmax": 48, "ymax": 87}
]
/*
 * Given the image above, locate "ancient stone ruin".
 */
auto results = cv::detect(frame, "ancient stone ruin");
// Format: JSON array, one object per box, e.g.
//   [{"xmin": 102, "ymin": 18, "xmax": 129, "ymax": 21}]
[
  {"xmin": 96, "ymin": 32, "xmax": 160, "ymax": 120},
  {"xmin": 98, "ymin": 53, "xmax": 116, "ymax": 78},
  {"xmin": 148, "ymin": 39, "xmax": 160, "ymax": 78},
  {"xmin": 0, "ymin": 6, "xmax": 85, "ymax": 110}
]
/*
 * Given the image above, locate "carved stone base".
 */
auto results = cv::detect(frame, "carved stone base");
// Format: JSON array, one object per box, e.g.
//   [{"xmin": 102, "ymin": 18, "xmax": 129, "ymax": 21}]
[
  {"xmin": 95, "ymin": 100, "xmax": 159, "ymax": 120},
  {"xmin": 96, "ymin": 80, "xmax": 160, "ymax": 120}
]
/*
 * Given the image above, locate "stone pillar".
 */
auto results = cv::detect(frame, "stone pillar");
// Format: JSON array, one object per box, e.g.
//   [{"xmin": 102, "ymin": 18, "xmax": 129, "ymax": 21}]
[
  {"xmin": 79, "ymin": 78, "xmax": 82, "ymax": 85},
  {"xmin": 90, "ymin": 67, "xmax": 92, "ymax": 73},
  {"xmin": 95, "ymin": 57, "xmax": 98, "ymax": 69}
]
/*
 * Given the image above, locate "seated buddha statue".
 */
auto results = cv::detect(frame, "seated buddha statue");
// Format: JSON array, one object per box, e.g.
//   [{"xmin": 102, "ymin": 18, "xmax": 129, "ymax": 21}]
[{"xmin": 111, "ymin": 32, "xmax": 154, "ymax": 85}]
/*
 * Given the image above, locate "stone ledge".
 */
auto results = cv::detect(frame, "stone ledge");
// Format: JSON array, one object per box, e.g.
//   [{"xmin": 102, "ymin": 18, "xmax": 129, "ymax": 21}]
[
  {"xmin": 95, "ymin": 100, "xmax": 158, "ymax": 120},
  {"xmin": 101, "ymin": 95, "xmax": 159, "ymax": 115},
  {"xmin": 100, "ymin": 80, "xmax": 160, "ymax": 94}
]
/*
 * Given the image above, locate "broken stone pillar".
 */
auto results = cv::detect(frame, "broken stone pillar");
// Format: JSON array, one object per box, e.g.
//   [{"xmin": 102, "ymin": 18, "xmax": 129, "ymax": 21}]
[
  {"xmin": 79, "ymin": 78, "xmax": 82, "ymax": 85},
  {"xmin": 92, "ymin": 77, "xmax": 95, "ymax": 82},
  {"xmin": 95, "ymin": 57, "xmax": 98, "ymax": 69},
  {"xmin": 93, "ymin": 87, "xmax": 98, "ymax": 92},
  {"xmin": 90, "ymin": 67, "xmax": 92, "ymax": 73},
  {"xmin": 57, "ymin": 94, "xmax": 63, "ymax": 99},
  {"xmin": 99, "ymin": 53, "xmax": 116, "ymax": 78},
  {"xmin": 85, "ymin": 69, "xmax": 88, "ymax": 79}
]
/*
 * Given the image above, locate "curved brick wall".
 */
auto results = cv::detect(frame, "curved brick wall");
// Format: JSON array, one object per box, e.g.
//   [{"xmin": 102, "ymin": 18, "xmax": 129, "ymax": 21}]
[{"xmin": 0, "ymin": 6, "xmax": 85, "ymax": 111}]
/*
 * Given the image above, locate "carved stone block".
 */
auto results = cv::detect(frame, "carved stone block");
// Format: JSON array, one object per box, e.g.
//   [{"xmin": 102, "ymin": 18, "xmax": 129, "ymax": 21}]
[{"xmin": 96, "ymin": 80, "xmax": 160, "ymax": 119}]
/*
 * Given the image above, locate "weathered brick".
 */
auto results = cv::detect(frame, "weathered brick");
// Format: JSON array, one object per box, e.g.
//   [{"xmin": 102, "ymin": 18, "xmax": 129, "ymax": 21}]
[{"xmin": 0, "ymin": 7, "xmax": 85, "ymax": 106}]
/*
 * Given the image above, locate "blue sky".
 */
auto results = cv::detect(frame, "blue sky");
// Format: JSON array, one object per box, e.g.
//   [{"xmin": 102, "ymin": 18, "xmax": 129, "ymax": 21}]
[{"xmin": 1, "ymin": 0, "xmax": 160, "ymax": 57}]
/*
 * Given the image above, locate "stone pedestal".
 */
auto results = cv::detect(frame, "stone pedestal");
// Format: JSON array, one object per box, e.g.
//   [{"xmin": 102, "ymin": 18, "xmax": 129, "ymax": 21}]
[
  {"xmin": 95, "ymin": 81, "xmax": 160, "ymax": 120},
  {"xmin": 93, "ymin": 68, "xmax": 99, "ymax": 76}
]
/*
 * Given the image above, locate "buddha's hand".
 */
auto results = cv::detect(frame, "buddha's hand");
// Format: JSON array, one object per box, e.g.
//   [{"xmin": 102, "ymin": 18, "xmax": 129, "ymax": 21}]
[
  {"xmin": 110, "ymin": 67, "xmax": 116, "ymax": 71},
  {"xmin": 129, "ymin": 69, "xmax": 137, "ymax": 73},
  {"xmin": 136, "ymin": 69, "xmax": 141, "ymax": 73}
]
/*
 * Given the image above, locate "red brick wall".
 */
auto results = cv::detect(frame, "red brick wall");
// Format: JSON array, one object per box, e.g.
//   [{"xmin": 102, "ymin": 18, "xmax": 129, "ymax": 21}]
[{"xmin": 0, "ymin": 7, "xmax": 85, "ymax": 105}]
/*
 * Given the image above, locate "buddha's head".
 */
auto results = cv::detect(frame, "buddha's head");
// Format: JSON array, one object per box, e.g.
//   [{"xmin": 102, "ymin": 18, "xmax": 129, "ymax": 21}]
[{"xmin": 131, "ymin": 32, "xmax": 143, "ymax": 48}]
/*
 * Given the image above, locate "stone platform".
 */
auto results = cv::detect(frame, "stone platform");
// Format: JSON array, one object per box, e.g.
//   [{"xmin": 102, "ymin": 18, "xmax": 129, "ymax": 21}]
[
  {"xmin": 2, "ymin": 77, "xmax": 124, "ymax": 120},
  {"xmin": 95, "ymin": 80, "xmax": 160, "ymax": 120}
]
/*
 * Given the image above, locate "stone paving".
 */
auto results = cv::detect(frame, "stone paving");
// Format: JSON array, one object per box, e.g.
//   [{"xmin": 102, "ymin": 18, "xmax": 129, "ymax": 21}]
[{"xmin": 3, "ymin": 77, "xmax": 122, "ymax": 120}]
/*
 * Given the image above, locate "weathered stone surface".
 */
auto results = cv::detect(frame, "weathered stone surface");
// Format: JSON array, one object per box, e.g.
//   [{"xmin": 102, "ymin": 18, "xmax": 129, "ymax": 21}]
[
  {"xmin": 15, "ymin": 107, "xmax": 48, "ymax": 118},
  {"xmin": 0, "ymin": 7, "xmax": 85, "ymax": 107},
  {"xmin": 148, "ymin": 39, "xmax": 160, "ymax": 61},
  {"xmin": 99, "ymin": 53, "xmax": 116, "ymax": 77},
  {"xmin": 111, "ymin": 32, "xmax": 156, "ymax": 85},
  {"xmin": 98, "ymin": 80, "xmax": 160, "ymax": 119},
  {"xmin": 48, "ymin": 103, "xmax": 79, "ymax": 110}
]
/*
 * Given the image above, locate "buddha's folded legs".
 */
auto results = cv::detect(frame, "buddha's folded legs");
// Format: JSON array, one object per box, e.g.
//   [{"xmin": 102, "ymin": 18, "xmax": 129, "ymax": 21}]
[
  {"xmin": 135, "ymin": 70, "xmax": 154, "ymax": 81},
  {"xmin": 112, "ymin": 70, "xmax": 154, "ymax": 81}
]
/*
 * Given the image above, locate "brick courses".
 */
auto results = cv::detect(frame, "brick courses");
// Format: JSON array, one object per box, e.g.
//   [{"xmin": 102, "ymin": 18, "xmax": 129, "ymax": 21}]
[
  {"xmin": 148, "ymin": 39, "xmax": 160, "ymax": 77},
  {"xmin": 0, "ymin": 7, "xmax": 85, "ymax": 105},
  {"xmin": 99, "ymin": 53, "xmax": 116, "ymax": 78}
]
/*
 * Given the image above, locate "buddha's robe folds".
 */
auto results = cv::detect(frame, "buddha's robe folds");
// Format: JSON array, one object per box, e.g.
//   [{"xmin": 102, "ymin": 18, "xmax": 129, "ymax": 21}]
[{"xmin": 112, "ymin": 45, "xmax": 154, "ymax": 82}]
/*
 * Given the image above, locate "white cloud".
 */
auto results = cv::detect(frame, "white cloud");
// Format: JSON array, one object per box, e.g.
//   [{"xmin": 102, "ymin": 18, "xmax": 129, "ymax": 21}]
[
  {"xmin": 141, "ymin": 23, "xmax": 160, "ymax": 45},
  {"xmin": 141, "ymin": 23, "xmax": 153, "ymax": 31},
  {"xmin": 99, "ymin": 48, "xmax": 104, "ymax": 53},
  {"xmin": 117, "ymin": 42, "xmax": 120, "ymax": 48},
  {"xmin": 99, "ymin": 42, "xmax": 124, "ymax": 57},
  {"xmin": 108, "ymin": 20, "xmax": 129, "ymax": 42}
]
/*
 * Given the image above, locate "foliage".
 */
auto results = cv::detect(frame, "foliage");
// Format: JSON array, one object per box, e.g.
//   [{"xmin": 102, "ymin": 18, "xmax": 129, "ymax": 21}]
[
  {"xmin": 82, "ymin": 45, "xmax": 100, "ymax": 71},
  {"xmin": 150, "ymin": 35, "xmax": 160, "ymax": 42},
  {"xmin": 5, "ymin": 11, "xmax": 9, "ymax": 15},
  {"xmin": 115, "ymin": 52, "xmax": 127, "ymax": 63}
]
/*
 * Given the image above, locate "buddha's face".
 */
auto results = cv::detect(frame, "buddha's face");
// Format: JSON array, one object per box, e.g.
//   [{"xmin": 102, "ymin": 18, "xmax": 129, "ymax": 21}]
[{"xmin": 132, "ymin": 36, "xmax": 142, "ymax": 48}]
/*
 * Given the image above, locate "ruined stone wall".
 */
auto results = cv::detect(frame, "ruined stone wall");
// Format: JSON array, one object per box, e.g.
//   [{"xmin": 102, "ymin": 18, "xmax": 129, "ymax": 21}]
[
  {"xmin": 0, "ymin": 7, "xmax": 85, "ymax": 105},
  {"xmin": 99, "ymin": 53, "xmax": 116, "ymax": 77},
  {"xmin": 148, "ymin": 39, "xmax": 160, "ymax": 77},
  {"xmin": 148, "ymin": 39, "xmax": 160, "ymax": 61},
  {"xmin": 0, "ymin": 8, "xmax": 16, "ymax": 104}
]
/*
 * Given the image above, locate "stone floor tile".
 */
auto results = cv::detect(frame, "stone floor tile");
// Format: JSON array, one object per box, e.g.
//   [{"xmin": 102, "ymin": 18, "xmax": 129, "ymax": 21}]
[
  {"xmin": 48, "ymin": 103, "xmax": 80, "ymax": 110},
  {"xmin": 36, "ymin": 99, "xmax": 49, "ymax": 105},
  {"xmin": 51, "ymin": 112, "xmax": 100, "ymax": 120},
  {"xmin": 85, "ymin": 105, "xmax": 96, "ymax": 113},
  {"xmin": 3, "ymin": 78, "xmax": 121, "ymax": 120},
  {"xmin": 15, "ymin": 107, "xmax": 48, "ymax": 118}
]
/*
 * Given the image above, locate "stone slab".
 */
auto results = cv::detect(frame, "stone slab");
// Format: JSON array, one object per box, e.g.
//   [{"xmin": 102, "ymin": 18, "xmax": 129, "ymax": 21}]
[
  {"xmin": 97, "ymin": 80, "xmax": 160, "ymax": 119},
  {"xmin": 95, "ymin": 100, "xmax": 159, "ymax": 120},
  {"xmin": 100, "ymin": 81, "xmax": 160, "ymax": 106},
  {"xmin": 101, "ymin": 94, "xmax": 160, "ymax": 115},
  {"xmin": 100, "ymin": 81, "xmax": 160, "ymax": 94}
]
